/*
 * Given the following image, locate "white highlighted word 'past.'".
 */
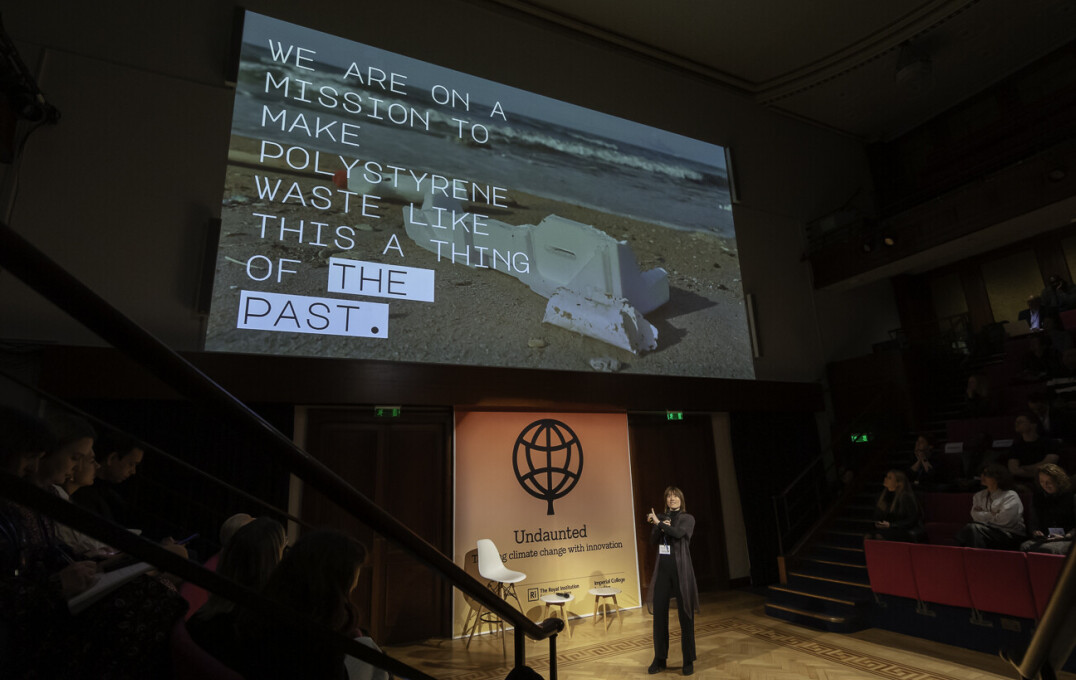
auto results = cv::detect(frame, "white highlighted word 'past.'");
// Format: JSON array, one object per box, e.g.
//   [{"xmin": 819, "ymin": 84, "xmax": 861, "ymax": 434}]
[{"xmin": 237, "ymin": 290, "xmax": 388, "ymax": 338}]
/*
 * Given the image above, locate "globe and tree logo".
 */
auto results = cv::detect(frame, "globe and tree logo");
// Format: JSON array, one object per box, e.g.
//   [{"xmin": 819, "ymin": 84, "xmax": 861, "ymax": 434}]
[{"xmin": 513, "ymin": 419, "xmax": 584, "ymax": 515}]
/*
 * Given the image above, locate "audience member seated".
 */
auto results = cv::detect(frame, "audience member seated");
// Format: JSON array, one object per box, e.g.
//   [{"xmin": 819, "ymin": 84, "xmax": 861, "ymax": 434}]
[
  {"xmin": 1019, "ymin": 295, "xmax": 1047, "ymax": 331},
  {"xmin": 187, "ymin": 517, "xmax": 287, "ymax": 671},
  {"xmin": 236, "ymin": 530, "xmax": 370, "ymax": 680},
  {"xmin": 71, "ymin": 431, "xmax": 143, "ymax": 528},
  {"xmin": 46, "ymin": 417, "xmax": 113, "ymax": 558},
  {"xmin": 1019, "ymin": 463, "xmax": 1075, "ymax": 555},
  {"xmin": 1008, "ymin": 412, "xmax": 1061, "ymax": 482},
  {"xmin": 908, "ymin": 434, "xmax": 937, "ymax": 489},
  {"xmin": 1021, "ymin": 333, "xmax": 1063, "ymax": 381},
  {"xmin": 955, "ymin": 463, "xmax": 1026, "ymax": 550},
  {"xmin": 1, "ymin": 407, "xmax": 91, "ymax": 678},
  {"xmin": 963, "ymin": 374, "xmax": 994, "ymax": 417},
  {"xmin": 1041, "ymin": 274, "xmax": 1076, "ymax": 312},
  {"xmin": 1, "ymin": 407, "xmax": 189, "ymax": 678},
  {"xmin": 867, "ymin": 470, "xmax": 922, "ymax": 542}
]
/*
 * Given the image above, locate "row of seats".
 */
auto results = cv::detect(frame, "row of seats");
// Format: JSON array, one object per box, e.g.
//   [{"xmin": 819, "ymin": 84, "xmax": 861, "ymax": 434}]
[
  {"xmin": 935, "ymin": 427, "xmax": 1076, "ymax": 477},
  {"xmin": 864, "ymin": 539, "xmax": 1065, "ymax": 620}
]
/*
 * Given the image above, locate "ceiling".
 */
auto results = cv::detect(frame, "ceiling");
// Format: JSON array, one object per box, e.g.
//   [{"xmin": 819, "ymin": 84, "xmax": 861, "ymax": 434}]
[{"xmin": 485, "ymin": 0, "xmax": 1076, "ymax": 141}]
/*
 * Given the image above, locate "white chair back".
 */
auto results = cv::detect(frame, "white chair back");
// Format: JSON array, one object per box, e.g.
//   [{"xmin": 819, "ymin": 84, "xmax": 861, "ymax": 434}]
[{"xmin": 476, "ymin": 538, "xmax": 503, "ymax": 580}]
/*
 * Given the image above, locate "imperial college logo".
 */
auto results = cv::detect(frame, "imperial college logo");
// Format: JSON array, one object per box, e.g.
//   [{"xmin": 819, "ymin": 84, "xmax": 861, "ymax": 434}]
[{"xmin": 512, "ymin": 419, "xmax": 584, "ymax": 515}]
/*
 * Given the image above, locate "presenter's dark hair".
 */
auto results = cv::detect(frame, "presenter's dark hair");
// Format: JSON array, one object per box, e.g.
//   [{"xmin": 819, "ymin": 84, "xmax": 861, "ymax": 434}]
[{"xmin": 664, "ymin": 486, "xmax": 686, "ymax": 512}]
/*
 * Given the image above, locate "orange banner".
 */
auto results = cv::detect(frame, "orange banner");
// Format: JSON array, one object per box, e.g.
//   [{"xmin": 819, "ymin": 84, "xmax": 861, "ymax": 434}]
[{"xmin": 453, "ymin": 411, "xmax": 640, "ymax": 636}]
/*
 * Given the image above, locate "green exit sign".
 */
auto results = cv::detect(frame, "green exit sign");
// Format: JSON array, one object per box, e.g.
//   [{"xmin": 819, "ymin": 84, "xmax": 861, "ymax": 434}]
[
  {"xmin": 666, "ymin": 411, "xmax": 684, "ymax": 421},
  {"xmin": 850, "ymin": 432, "xmax": 871, "ymax": 444},
  {"xmin": 374, "ymin": 406, "xmax": 402, "ymax": 418}
]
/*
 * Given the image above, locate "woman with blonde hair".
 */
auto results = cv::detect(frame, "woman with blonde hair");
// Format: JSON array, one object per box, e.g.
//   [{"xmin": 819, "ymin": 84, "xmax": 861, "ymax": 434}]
[{"xmin": 868, "ymin": 470, "xmax": 922, "ymax": 542}]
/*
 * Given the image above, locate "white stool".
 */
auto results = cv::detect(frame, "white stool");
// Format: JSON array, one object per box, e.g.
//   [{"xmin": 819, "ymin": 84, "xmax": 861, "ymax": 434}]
[
  {"xmin": 539, "ymin": 593, "xmax": 574, "ymax": 638},
  {"xmin": 470, "ymin": 539, "xmax": 527, "ymax": 655},
  {"xmin": 588, "ymin": 587, "xmax": 621, "ymax": 624}
]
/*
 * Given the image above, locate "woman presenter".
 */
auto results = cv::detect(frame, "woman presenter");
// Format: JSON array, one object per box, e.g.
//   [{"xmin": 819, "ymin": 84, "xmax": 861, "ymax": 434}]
[{"xmin": 645, "ymin": 486, "xmax": 699, "ymax": 676}]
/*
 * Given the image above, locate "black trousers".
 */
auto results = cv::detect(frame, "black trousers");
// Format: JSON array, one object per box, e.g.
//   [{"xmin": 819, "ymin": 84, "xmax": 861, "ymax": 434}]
[{"xmin": 652, "ymin": 556, "xmax": 695, "ymax": 663}]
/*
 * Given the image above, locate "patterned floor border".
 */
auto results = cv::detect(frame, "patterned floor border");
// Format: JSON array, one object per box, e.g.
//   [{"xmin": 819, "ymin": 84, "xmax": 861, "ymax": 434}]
[{"xmin": 436, "ymin": 617, "xmax": 973, "ymax": 680}]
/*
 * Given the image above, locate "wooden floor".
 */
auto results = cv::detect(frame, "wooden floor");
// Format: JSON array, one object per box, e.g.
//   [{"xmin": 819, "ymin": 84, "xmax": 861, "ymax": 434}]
[{"xmin": 385, "ymin": 590, "xmax": 1075, "ymax": 679}]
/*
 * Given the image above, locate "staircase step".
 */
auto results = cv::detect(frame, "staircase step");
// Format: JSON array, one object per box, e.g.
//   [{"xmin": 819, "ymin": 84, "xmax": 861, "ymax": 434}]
[
  {"xmin": 787, "ymin": 569, "xmax": 872, "ymax": 601},
  {"xmin": 815, "ymin": 542, "xmax": 864, "ymax": 554},
  {"xmin": 806, "ymin": 545, "xmax": 866, "ymax": 565},
  {"xmin": 801, "ymin": 557, "xmax": 869, "ymax": 580},
  {"xmin": 768, "ymin": 584, "xmax": 857, "ymax": 607},
  {"xmin": 804, "ymin": 544, "xmax": 869, "ymax": 563},
  {"xmin": 763, "ymin": 602, "xmax": 868, "ymax": 633},
  {"xmin": 831, "ymin": 517, "xmax": 875, "ymax": 531},
  {"xmin": 819, "ymin": 530, "xmax": 867, "ymax": 549}
]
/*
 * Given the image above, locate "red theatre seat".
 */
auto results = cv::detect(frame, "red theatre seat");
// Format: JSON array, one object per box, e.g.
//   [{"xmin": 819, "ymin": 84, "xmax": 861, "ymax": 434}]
[
  {"xmin": 864, "ymin": 539, "xmax": 919, "ymax": 600},
  {"xmin": 963, "ymin": 548, "xmax": 1037, "ymax": 619},
  {"xmin": 909, "ymin": 544, "xmax": 973, "ymax": 609},
  {"xmin": 1027, "ymin": 552, "xmax": 1067, "ymax": 619},
  {"xmin": 923, "ymin": 492, "xmax": 974, "ymax": 545}
]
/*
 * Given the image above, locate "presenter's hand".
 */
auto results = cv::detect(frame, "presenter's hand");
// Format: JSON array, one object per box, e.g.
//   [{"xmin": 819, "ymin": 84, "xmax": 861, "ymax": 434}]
[
  {"xmin": 661, "ymin": 519, "xmax": 671, "ymax": 526},
  {"xmin": 647, "ymin": 509, "xmax": 658, "ymax": 525}
]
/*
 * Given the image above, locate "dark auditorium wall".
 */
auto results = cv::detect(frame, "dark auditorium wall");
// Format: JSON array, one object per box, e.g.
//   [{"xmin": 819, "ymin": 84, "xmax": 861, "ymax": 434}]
[
  {"xmin": 0, "ymin": 0, "xmax": 898, "ymax": 385},
  {"xmin": 729, "ymin": 411, "xmax": 823, "ymax": 585}
]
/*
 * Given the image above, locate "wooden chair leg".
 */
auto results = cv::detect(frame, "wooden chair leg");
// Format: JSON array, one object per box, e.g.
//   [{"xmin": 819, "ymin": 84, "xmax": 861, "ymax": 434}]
[{"xmin": 466, "ymin": 604, "xmax": 485, "ymax": 649}]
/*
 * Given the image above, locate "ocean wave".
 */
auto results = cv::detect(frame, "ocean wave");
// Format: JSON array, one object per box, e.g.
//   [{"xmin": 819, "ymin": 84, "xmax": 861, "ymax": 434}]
[{"xmin": 493, "ymin": 126, "xmax": 706, "ymax": 183}]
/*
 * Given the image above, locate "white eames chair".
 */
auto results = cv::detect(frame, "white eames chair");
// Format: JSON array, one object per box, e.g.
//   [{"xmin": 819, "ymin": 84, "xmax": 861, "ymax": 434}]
[{"xmin": 467, "ymin": 539, "xmax": 527, "ymax": 654}]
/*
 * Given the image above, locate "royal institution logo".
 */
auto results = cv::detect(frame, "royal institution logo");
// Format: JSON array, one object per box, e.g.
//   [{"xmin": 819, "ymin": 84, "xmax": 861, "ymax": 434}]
[{"xmin": 513, "ymin": 419, "xmax": 584, "ymax": 515}]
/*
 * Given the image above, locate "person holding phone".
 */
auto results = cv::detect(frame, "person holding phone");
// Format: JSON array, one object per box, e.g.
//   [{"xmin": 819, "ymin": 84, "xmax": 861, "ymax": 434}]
[
  {"xmin": 645, "ymin": 486, "xmax": 699, "ymax": 676},
  {"xmin": 1020, "ymin": 463, "xmax": 1076, "ymax": 554}
]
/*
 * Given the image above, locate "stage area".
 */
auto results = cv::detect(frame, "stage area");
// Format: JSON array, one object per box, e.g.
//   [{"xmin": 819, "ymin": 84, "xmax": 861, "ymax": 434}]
[{"xmin": 385, "ymin": 589, "xmax": 1075, "ymax": 680}]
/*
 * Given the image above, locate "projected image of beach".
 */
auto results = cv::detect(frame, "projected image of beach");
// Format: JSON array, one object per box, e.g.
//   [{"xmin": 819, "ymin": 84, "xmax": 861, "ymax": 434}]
[{"xmin": 205, "ymin": 11, "xmax": 753, "ymax": 380}]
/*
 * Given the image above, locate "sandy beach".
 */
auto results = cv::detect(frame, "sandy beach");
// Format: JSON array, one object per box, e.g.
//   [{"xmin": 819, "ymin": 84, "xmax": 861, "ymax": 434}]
[{"xmin": 205, "ymin": 136, "xmax": 754, "ymax": 379}]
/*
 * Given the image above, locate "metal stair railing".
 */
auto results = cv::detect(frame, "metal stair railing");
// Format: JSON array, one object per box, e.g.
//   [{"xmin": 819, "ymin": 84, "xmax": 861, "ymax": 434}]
[
  {"xmin": 771, "ymin": 390, "xmax": 898, "ymax": 568},
  {"xmin": 0, "ymin": 219, "xmax": 564, "ymax": 678}
]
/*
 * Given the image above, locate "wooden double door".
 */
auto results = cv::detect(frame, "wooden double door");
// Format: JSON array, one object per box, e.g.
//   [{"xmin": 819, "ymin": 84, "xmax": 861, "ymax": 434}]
[{"xmin": 300, "ymin": 408, "xmax": 453, "ymax": 644}]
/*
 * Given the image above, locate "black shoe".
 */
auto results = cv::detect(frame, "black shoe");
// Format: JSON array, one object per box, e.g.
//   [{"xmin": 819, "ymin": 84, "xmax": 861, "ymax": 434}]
[
  {"xmin": 682, "ymin": 663, "xmax": 694, "ymax": 676},
  {"xmin": 648, "ymin": 659, "xmax": 666, "ymax": 674}
]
